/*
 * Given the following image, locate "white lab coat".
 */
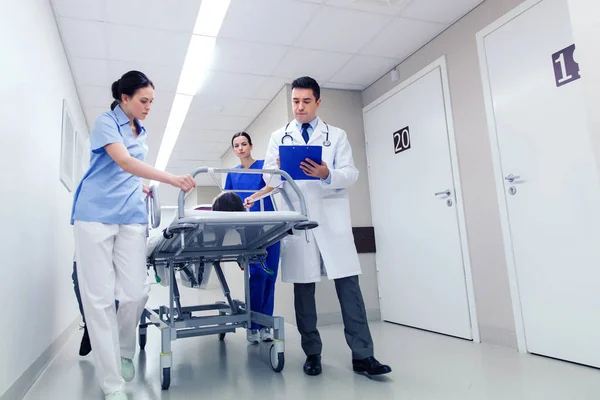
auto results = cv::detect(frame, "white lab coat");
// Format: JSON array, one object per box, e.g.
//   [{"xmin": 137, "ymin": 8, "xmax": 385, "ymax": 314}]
[{"xmin": 263, "ymin": 118, "xmax": 362, "ymax": 283}]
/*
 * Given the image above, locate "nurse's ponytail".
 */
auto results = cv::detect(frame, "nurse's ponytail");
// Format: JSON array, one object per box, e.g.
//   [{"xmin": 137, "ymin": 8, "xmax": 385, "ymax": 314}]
[{"xmin": 110, "ymin": 70, "xmax": 155, "ymax": 110}]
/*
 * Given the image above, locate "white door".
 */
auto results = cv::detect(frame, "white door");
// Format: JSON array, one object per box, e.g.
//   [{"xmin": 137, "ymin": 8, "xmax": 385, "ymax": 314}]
[
  {"xmin": 364, "ymin": 61, "xmax": 474, "ymax": 340},
  {"xmin": 481, "ymin": 0, "xmax": 600, "ymax": 367}
]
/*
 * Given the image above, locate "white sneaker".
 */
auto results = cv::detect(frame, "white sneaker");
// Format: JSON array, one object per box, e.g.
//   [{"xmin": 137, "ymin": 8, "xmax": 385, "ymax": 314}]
[
  {"xmin": 246, "ymin": 329, "xmax": 259, "ymax": 344},
  {"xmin": 121, "ymin": 357, "xmax": 135, "ymax": 382},
  {"xmin": 106, "ymin": 391, "xmax": 128, "ymax": 400},
  {"xmin": 260, "ymin": 327, "xmax": 274, "ymax": 342}
]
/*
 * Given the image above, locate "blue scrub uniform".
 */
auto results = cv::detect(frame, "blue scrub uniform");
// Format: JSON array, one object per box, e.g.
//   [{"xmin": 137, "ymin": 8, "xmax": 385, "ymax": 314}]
[{"xmin": 224, "ymin": 160, "xmax": 280, "ymax": 330}]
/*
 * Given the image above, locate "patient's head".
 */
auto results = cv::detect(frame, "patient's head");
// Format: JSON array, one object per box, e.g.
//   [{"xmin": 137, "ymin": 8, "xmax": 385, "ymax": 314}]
[{"xmin": 212, "ymin": 192, "xmax": 244, "ymax": 212}]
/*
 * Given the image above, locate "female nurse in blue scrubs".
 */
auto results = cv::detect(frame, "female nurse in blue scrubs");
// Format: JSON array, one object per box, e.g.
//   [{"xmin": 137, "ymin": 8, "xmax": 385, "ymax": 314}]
[
  {"xmin": 71, "ymin": 71, "xmax": 196, "ymax": 400},
  {"xmin": 224, "ymin": 132, "xmax": 281, "ymax": 344}
]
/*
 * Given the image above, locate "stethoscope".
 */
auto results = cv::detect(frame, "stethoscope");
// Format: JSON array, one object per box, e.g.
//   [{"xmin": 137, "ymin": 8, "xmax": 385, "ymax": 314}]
[{"xmin": 281, "ymin": 121, "xmax": 331, "ymax": 147}]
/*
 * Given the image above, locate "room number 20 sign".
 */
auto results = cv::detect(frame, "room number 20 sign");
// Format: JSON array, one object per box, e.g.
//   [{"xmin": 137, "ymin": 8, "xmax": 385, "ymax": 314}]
[{"xmin": 393, "ymin": 126, "xmax": 411, "ymax": 154}]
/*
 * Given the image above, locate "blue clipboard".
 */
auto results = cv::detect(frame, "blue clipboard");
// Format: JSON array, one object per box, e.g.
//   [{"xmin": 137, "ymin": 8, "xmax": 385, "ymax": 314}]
[{"xmin": 279, "ymin": 145, "xmax": 323, "ymax": 181}]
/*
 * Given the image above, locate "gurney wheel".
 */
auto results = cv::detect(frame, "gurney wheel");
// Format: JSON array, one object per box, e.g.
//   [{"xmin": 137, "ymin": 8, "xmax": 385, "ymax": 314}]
[
  {"xmin": 269, "ymin": 344, "xmax": 285, "ymax": 372},
  {"xmin": 160, "ymin": 367, "xmax": 171, "ymax": 390},
  {"xmin": 218, "ymin": 333, "xmax": 226, "ymax": 340}
]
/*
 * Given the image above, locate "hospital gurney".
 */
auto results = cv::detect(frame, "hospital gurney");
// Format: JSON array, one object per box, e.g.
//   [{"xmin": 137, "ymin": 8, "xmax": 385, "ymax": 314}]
[{"xmin": 140, "ymin": 167, "xmax": 318, "ymax": 390}]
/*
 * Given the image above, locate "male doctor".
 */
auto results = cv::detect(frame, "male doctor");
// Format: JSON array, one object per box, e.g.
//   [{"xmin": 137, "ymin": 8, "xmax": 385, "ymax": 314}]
[{"xmin": 252, "ymin": 76, "xmax": 391, "ymax": 377}]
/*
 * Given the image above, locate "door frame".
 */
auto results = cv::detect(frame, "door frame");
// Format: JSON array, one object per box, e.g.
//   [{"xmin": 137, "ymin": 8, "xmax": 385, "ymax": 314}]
[
  {"xmin": 476, "ymin": 0, "xmax": 547, "ymax": 353},
  {"xmin": 363, "ymin": 56, "xmax": 480, "ymax": 343}
]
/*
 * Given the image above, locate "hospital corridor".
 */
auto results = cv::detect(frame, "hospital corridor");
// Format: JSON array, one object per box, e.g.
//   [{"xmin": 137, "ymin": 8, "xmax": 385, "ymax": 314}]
[{"xmin": 1, "ymin": 0, "xmax": 600, "ymax": 399}]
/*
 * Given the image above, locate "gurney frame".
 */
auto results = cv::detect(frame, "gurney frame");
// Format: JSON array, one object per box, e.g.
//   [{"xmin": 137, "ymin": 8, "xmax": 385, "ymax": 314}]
[{"xmin": 140, "ymin": 167, "xmax": 316, "ymax": 390}]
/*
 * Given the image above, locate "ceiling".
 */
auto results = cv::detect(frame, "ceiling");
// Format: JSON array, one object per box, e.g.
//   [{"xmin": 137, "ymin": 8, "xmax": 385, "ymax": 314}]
[{"xmin": 50, "ymin": 0, "xmax": 483, "ymax": 197}]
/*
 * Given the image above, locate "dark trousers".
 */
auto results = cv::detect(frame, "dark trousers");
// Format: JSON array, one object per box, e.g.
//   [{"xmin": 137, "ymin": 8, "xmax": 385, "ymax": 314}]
[{"xmin": 294, "ymin": 275, "xmax": 374, "ymax": 360}]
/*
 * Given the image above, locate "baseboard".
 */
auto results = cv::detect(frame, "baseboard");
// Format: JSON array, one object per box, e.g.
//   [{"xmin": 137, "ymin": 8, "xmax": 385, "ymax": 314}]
[
  {"xmin": 1, "ymin": 318, "xmax": 80, "ymax": 400},
  {"xmin": 479, "ymin": 324, "xmax": 518, "ymax": 349},
  {"xmin": 316, "ymin": 308, "xmax": 381, "ymax": 327}
]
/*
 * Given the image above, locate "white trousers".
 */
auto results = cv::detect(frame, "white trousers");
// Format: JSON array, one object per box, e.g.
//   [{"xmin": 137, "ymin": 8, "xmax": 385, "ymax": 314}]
[{"xmin": 74, "ymin": 221, "xmax": 150, "ymax": 394}]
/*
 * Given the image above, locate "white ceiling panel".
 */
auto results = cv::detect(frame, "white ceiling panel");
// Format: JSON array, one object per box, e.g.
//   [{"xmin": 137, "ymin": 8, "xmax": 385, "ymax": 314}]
[
  {"xmin": 400, "ymin": 0, "xmax": 484, "ymax": 24},
  {"xmin": 70, "ymin": 58, "xmax": 111, "ymax": 87},
  {"xmin": 322, "ymin": 82, "xmax": 365, "ymax": 91},
  {"xmin": 254, "ymin": 77, "xmax": 288, "ymax": 100},
  {"xmin": 219, "ymin": 0, "xmax": 320, "ymax": 45},
  {"xmin": 105, "ymin": 0, "xmax": 200, "ymax": 33},
  {"xmin": 172, "ymin": 141, "xmax": 225, "ymax": 157},
  {"xmin": 183, "ymin": 114, "xmax": 253, "ymax": 132},
  {"xmin": 329, "ymin": 54, "xmax": 399, "ymax": 86},
  {"xmin": 108, "ymin": 61, "xmax": 180, "ymax": 93},
  {"xmin": 52, "ymin": 0, "xmax": 106, "ymax": 20},
  {"xmin": 59, "ymin": 18, "xmax": 107, "ymax": 59},
  {"xmin": 210, "ymin": 39, "xmax": 289, "ymax": 76},
  {"xmin": 324, "ymin": 0, "xmax": 413, "ymax": 15},
  {"xmin": 360, "ymin": 16, "xmax": 445, "ymax": 59},
  {"xmin": 272, "ymin": 48, "xmax": 353, "ymax": 82},
  {"xmin": 178, "ymin": 129, "xmax": 233, "ymax": 145},
  {"xmin": 189, "ymin": 95, "xmax": 269, "ymax": 118},
  {"xmin": 106, "ymin": 24, "xmax": 190, "ymax": 66},
  {"xmin": 198, "ymin": 71, "xmax": 267, "ymax": 98},
  {"xmin": 294, "ymin": 6, "xmax": 392, "ymax": 53}
]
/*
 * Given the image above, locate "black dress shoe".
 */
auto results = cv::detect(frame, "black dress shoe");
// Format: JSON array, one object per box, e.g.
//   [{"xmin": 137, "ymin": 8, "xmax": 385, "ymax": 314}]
[
  {"xmin": 303, "ymin": 354, "xmax": 322, "ymax": 376},
  {"xmin": 352, "ymin": 357, "xmax": 391, "ymax": 376},
  {"xmin": 79, "ymin": 326, "xmax": 92, "ymax": 356}
]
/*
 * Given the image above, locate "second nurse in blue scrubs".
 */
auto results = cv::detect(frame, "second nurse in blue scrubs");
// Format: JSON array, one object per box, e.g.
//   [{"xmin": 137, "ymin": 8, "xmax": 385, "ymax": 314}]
[{"xmin": 224, "ymin": 132, "xmax": 280, "ymax": 344}]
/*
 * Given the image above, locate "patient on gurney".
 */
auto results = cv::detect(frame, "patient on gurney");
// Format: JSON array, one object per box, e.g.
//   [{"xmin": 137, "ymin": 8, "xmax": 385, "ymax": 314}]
[{"xmin": 147, "ymin": 192, "xmax": 248, "ymax": 286}]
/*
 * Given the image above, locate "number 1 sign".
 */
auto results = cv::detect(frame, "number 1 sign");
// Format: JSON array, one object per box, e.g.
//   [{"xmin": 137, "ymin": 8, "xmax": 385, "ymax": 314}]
[{"xmin": 552, "ymin": 44, "xmax": 580, "ymax": 87}]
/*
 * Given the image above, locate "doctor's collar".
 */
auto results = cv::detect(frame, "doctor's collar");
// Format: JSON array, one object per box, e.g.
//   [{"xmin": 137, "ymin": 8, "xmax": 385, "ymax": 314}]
[{"xmin": 294, "ymin": 117, "xmax": 319, "ymax": 130}]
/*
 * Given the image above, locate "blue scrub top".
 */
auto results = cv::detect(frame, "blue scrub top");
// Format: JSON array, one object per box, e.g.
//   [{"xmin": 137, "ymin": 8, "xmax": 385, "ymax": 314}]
[
  {"xmin": 70, "ymin": 105, "xmax": 148, "ymax": 225},
  {"xmin": 224, "ymin": 160, "xmax": 275, "ymax": 212}
]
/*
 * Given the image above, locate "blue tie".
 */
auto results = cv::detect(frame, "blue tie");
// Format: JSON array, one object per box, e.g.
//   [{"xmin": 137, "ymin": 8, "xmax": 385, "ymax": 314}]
[{"xmin": 301, "ymin": 123, "xmax": 310, "ymax": 144}]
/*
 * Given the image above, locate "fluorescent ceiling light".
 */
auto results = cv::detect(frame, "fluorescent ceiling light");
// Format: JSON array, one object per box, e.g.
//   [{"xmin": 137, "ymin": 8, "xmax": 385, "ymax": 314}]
[
  {"xmin": 194, "ymin": 0, "xmax": 231, "ymax": 36},
  {"xmin": 151, "ymin": 94, "xmax": 193, "ymax": 183},
  {"xmin": 152, "ymin": 0, "xmax": 231, "ymax": 184},
  {"xmin": 176, "ymin": 35, "xmax": 216, "ymax": 96}
]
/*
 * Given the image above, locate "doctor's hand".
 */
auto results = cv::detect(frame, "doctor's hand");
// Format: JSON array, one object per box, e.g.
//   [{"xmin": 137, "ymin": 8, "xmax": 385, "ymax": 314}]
[
  {"xmin": 276, "ymin": 156, "xmax": 280, "ymax": 168},
  {"xmin": 244, "ymin": 197, "xmax": 255, "ymax": 209},
  {"xmin": 300, "ymin": 159, "xmax": 330, "ymax": 180},
  {"xmin": 142, "ymin": 184, "xmax": 151, "ymax": 196}
]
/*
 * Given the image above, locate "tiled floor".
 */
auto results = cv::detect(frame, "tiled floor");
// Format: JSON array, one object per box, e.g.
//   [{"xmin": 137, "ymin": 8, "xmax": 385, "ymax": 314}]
[{"xmin": 22, "ymin": 285, "xmax": 600, "ymax": 400}]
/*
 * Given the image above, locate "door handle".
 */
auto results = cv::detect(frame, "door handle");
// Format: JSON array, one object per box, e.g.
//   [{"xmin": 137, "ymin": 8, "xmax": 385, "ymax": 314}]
[
  {"xmin": 435, "ymin": 189, "xmax": 451, "ymax": 197},
  {"xmin": 504, "ymin": 174, "xmax": 520, "ymax": 183}
]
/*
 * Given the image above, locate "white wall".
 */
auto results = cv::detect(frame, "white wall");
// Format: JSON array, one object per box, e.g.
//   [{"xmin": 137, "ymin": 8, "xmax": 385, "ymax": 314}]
[
  {"xmin": 362, "ymin": 0, "xmax": 531, "ymax": 348},
  {"xmin": 219, "ymin": 84, "xmax": 380, "ymax": 327},
  {"xmin": 567, "ymin": 0, "xmax": 600, "ymax": 187},
  {"xmin": 0, "ymin": 0, "xmax": 88, "ymax": 396},
  {"xmin": 195, "ymin": 186, "xmax": 222, "ymax": 205}
]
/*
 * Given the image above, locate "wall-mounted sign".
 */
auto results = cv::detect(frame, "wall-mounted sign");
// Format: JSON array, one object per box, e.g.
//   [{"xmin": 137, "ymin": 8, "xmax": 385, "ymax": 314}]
[
  {"xmin": 552, "ymin": 44, "xmax": 580, "ymax": 87},
  {"xmin": 393, "ymin": 126, "xmax": 410, "ymax": 154}
]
